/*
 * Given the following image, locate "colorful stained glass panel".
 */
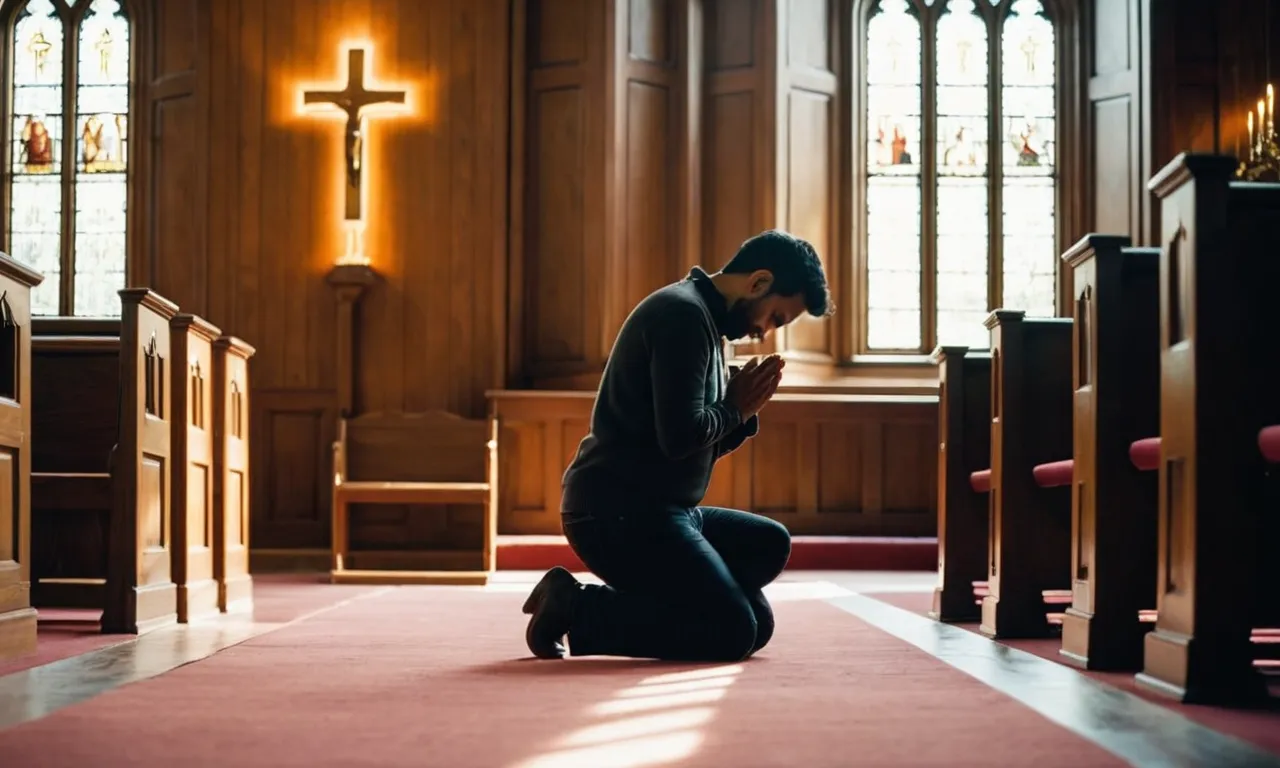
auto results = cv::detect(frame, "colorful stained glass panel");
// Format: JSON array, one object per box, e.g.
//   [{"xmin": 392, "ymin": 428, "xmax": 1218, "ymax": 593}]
[
  {"xmin": 1001, "ymin": 0, "xmax": 1056, "ymax": 316},
  {"xmin": 866, "ymin": 0, "xmax": 924, "ymax": 350},
  {"xmin": 71, "ymin": 0, "xmax": 131, "ymax": 317},
  {"xmin": 9, "ymin": 0, "xmax": 65, "ymax": 313}
]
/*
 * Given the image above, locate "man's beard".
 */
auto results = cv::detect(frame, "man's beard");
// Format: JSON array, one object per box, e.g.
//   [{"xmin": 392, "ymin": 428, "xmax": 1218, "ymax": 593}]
[{"xmin": 722, "ymin": 297, "xmax": 761, "ymax": 342}]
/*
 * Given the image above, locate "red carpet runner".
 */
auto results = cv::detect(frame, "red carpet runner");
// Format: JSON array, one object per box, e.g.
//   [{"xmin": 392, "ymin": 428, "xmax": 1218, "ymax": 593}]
[{"xmin": 0, "ymin": 586, "xmax": 1122, "ymax": 767}]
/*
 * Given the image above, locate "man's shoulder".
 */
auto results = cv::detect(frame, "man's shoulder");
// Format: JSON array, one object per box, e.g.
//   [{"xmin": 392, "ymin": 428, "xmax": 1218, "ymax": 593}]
[{"xmin": 634, "ymin": 280, "xmax": 711, "ymax": 324}]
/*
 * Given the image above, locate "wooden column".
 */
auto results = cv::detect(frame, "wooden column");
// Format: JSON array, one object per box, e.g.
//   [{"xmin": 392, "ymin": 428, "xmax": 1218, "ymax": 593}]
[
  {"xmin": 513, "ymin": 0, "xmax": 700, "ymax": 388},
  {"xmin": 702, "ymin": 0, "xmax": 843, "ymax": 364},
  {"xmin": 326, "ymin": 264, "xmax": 379, "ymax": 417}
]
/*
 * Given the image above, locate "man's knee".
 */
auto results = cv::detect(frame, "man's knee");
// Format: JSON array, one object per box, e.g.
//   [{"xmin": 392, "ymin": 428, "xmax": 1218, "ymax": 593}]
[
  {"xmin": 711, "ymin": 602, "xmax": 758, "ymax": 662},
  {"xmin": 759, "ymin": 518, "xmax": 792, "ymax": 576}
]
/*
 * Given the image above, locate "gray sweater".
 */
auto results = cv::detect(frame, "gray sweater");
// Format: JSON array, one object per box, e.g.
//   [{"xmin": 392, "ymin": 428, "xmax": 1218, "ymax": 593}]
[{"xmin": 561, "ymin": 268, "xmax": 760, "ymax": 513}]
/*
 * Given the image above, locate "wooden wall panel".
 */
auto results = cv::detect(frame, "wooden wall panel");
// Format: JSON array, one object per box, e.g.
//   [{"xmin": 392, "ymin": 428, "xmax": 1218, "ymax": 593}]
[
  {"xmin": 142, "ymin": 0, "xmax": 511, "ymax": 552},
  {"xmin": 489, "ymin": 391, "xmax": 938, "ymax": 537},
  {"xmin": 1085, "ymin": 0, "xmax": 1144, "ymax": 244}
]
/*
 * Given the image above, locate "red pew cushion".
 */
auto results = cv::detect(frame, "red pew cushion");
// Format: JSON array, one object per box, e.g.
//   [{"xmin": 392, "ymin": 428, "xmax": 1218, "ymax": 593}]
[
  {"xmin": 1129, "ymin": 437, "xmax": 1161, "ymax": 471},
  {"xmin": 1259, "ymin": 425, "xmax": 1280, "ymax": 464},
  {"xmin": 970, "ymin": 469, "xmax": 991, "ymax": 493},
  {"xmin": 1032, "ymin": 459, "xmax": 1073, "ymax": 488}
]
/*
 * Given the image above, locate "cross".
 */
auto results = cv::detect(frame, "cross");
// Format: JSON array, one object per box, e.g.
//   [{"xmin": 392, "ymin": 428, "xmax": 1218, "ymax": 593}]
[
  {"xmin": 27, "ymin": 30, "xmax": 52, "ymax": 77},
  {"xmin": 303, "ymin": 48, "xmax": 407, "ymax": 221}
]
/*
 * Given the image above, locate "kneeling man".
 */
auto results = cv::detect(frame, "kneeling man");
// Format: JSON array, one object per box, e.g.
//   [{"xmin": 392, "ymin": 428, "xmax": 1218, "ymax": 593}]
[{"xmin": 522, "ymin": 229, "xmax": 833, "ymax": 661}]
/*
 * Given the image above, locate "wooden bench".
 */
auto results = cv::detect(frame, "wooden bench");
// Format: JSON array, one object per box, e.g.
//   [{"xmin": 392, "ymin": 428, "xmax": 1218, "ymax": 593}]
[
  {"xmin": 1136, "ymin": 153, "xmax": 1280, "ymax": 703},
  {"xmin": 978, "ymin": 310, "xmax": 1074, "ymax": 639},
  {"xmin": 213, "ymin": 335, "xmax": 255, "ymax": 613},
  {"xmin": 30, "ymin": 289, "xmax": 180, "ymax": 634},
  {"xmin": 1057, "ymin": 235, "xmax": 1162, "ymax": 670},
  {"xmin": 929, "ymin": 346, "xmax": 991, "ymax": 623},
  {"xmin": 170, "ymin": 314, "xmax": 221, "ymax": 622},
  {"xmin": 330, "ymin": 411, "xmax": 498, "ymax": 585},
  {"xmin": 0, "ymin": 253, "xmax": 44, "ymax": 662}
]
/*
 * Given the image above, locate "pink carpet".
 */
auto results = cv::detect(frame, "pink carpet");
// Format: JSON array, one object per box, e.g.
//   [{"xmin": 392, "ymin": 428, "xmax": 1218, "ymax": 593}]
[
  {"xmin": 867, "ymin": 591, "xmax": 1280, "ymax": 755},
  {"xmin": 0, "ymin": 576, "xmax": 381, "ymax": 677},
  {"xmin": 0, "ymin": 587, "xmax": 1121, "ymax": 767}
]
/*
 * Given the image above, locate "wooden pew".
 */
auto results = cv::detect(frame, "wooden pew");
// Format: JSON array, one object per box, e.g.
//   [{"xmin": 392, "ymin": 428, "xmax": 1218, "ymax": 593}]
[
  {"xmin": 1136, "ymin": 153, "xmax": 1280, "ymax": 703},
  {"xmin": 330, "ymin": 411, "xmax": 499, "ymax": 585},
  {"xmin": 30, "ymin": 289, "xmax": 180, "ymax": 634},
  {"xmin": 0, "ymin": 254, "xmax": 44, "ymax": 661},
  {"xmin": 213, "ymin": 335, "xmax": 255, "ymax": 613},
  {"xmin": 170, "ymin": 314, "xmax": 221, "ymax": 622},
  {"xmin": 930, "ymin": 346, "xmax": 991, "ymax": 623},
  {"xmin": 978, "ymin": 310, "xmax": 1074, "ymax": 639},
  {"xmin": 1057, "ymin": 235, "xmax": 1162, "ymax": 670}
]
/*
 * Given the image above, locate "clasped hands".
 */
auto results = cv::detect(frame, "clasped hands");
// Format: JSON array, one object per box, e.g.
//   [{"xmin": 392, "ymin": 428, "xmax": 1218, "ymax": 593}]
[{"xmin": 726, "ymin": 354, "xmax": 785, "ymax": 418}]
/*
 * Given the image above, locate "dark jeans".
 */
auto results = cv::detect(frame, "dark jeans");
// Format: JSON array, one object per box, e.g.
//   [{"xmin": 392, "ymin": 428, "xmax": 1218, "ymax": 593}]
[{"xmin": 561, "ymin": 504, "xmax": 792, "ymax": 662}]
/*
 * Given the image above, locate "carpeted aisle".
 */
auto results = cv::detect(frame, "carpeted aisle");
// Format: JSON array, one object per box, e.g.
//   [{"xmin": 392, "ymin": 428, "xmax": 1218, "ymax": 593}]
[{"xmin": 0, "ymin": 587, "xmax": 1121, "ymax": 767}]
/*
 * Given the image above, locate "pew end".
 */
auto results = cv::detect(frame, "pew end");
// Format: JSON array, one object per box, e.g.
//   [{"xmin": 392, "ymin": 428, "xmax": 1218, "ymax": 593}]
[
  {"xmin": 1135, "ymin": 152, "xmax": 1280, "ymax": 705},
  {"xmin": 102, "ymin": 289, "xmax": 181, "ymax": 635},
  {"xmin": 1056, "ymin": 235, "xmax": 1163, "ymax": 671},
  {"xmin": 930, "ymin": 346, "xmax": 992, "ymax": 623},
  {"xmin": 170, "ymin": 314, "xmax": 222, "ymax": 623},
  {"xmin": 331, "ymin": 411, "xmax": 499, "ymax": 585},
  {"xmin": 980, "ymin": 310, "xmax": 1075, "ymax": 640},
  {"xmin": 0, "ymin": 253, "xmax": 43, "ymax": 661},
  {"xmin": 213, "ymin": 336, "xmax": 255, "ymax": 614}
]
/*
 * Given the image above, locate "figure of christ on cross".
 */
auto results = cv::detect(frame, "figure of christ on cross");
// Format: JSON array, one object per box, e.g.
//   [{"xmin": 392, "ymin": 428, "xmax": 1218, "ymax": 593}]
[{"xmin": 302, "ymin": 47, "xmax": 408, "ymax": 222}]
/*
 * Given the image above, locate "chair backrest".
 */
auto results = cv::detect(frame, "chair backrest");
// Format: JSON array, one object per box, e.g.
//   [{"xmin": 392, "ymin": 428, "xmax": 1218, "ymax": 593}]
[{"xmin": 342, "ymin": 411, "xmax": 489, "ymax": 484}]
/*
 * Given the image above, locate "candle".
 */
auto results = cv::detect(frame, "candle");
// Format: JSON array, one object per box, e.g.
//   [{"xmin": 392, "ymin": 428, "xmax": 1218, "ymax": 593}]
[
  {"xmin": 1249, "ymin": 110, "xmax": 1255, "ymax": 160},
  {"xmin": 1269, "ymin": 84, "xmax": 1275, "ymax": 136}
]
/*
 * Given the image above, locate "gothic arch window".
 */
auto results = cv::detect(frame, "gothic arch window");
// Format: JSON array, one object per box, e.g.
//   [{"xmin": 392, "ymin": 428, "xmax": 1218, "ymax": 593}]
[
  {"xmin": 860, "ymin": 0, "xmax": 1058, "ymax": 353},
  {"xmin": 2, "ymin": 0, "xmax": 131, "ymax": 317}
]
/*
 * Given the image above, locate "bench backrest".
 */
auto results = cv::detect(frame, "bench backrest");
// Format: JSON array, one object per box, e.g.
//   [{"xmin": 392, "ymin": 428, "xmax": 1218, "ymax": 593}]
[{"xmin": 340, "ymin": 412, "xmax": 490, "ymax": 484}]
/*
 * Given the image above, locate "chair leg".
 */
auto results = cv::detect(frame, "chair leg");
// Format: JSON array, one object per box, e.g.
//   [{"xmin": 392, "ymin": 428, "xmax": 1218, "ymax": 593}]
[{"xmin": 332, "ymin": 496, "xmax": 349, "ymax": 573}]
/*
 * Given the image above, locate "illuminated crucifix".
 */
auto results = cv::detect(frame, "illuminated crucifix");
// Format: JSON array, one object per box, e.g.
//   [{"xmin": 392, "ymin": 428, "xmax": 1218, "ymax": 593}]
[{"xmin": 302, "ymin": 47, "xmax": 407, "ymax": 223}]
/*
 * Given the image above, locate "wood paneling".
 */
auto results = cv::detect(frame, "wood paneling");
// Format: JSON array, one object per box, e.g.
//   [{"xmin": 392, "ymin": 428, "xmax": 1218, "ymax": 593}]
[
  {"xmin": 488, "ymin": 390, "xmax": 938, "ymax": 537},
  {"xmin": 127, "ymin": 0, "xmax": 1280, "ymax": 556},
  {"xmin": 141, "ymin": 0, "xmax": 511, "ymax": 552}
]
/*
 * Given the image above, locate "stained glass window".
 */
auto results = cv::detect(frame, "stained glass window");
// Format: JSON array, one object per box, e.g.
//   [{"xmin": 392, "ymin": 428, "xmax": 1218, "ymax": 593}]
[
  {"xmin": 1000, "ymin": 0, "xmax": 1056, "ymax": 316},
  {"xmin": 4, "ymin": 0, "xmax": 130, "ymax": 317},
  {"xmin": 862, "ymin": 0, "xmax": 1059, "ymax": 354},
  {"xmin": 864, "ymin": 0, "xmax": 923, "ymax": 350}
]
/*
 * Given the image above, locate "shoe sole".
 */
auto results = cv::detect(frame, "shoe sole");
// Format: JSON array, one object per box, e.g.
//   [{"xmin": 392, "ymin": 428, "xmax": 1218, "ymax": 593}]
[{"xmin": 521, "ymin": 566, "xmax": 572, "ymax": 615}]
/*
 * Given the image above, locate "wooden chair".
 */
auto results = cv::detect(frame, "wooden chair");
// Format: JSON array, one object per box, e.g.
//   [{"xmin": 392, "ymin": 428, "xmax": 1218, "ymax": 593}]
[{"xmin": 330, "ymin": 411, "xmax": 498, "ymax": 585}]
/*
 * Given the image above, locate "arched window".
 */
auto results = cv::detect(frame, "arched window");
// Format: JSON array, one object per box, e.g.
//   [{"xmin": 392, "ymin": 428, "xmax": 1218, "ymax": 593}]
[
  {"xmin": 3, "ymin": 0, "xmax": 131, "ymax": 317},
  {"xmin": 860, "ymin": 0, "xmax": 1057, "ymax": 353}
]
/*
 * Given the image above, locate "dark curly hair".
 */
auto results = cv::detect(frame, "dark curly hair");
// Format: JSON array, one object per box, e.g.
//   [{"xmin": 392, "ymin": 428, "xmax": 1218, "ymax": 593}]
[{"xmin": 721, "ymin": 229, "xmax": 833, "ymax": 318}]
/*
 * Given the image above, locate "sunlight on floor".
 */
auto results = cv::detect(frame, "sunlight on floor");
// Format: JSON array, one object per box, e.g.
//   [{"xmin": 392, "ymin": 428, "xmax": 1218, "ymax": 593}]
[
  {"xmin": 507, "ymin": 665, "xmax": 745, "ymax": 768},
  {"xmin": 484, "ymin": 578, "xmax": 856, "ymax": 602}
]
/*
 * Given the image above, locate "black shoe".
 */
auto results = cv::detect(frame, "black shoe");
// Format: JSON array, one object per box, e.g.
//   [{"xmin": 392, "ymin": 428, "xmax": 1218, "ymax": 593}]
[
  {"xmin": 521, "ymin": 566, "xmax": 579, "ymax": 615},
  {"xmin": 525, "ymin": 570, "xmax": 580, "ymax": 660}
]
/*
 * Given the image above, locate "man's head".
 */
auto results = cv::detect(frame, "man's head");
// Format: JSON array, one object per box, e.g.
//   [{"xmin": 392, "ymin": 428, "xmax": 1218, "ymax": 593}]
[{"xmin": 711, "ymin": 229, "xmax": 833, "ymax": 342}]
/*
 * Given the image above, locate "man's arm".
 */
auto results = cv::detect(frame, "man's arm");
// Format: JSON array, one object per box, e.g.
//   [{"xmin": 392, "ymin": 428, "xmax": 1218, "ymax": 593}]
[
  {"xmin": 649, "ymin": 304, "xmax": 743, "ymax": 460},
  {"xmin": 715, "ymin": 414, "xmax": 759, "ymax": 459}
]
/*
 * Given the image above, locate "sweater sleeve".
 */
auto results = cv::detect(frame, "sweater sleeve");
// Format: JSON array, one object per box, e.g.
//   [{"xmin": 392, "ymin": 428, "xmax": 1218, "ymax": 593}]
[
  {"xmin": 648, "ymin": 304, "xmax": 743, "ymax": 460},
  {"xmin": 715, "ymin": 414, "xmax": 760, "ymax": 459}
]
